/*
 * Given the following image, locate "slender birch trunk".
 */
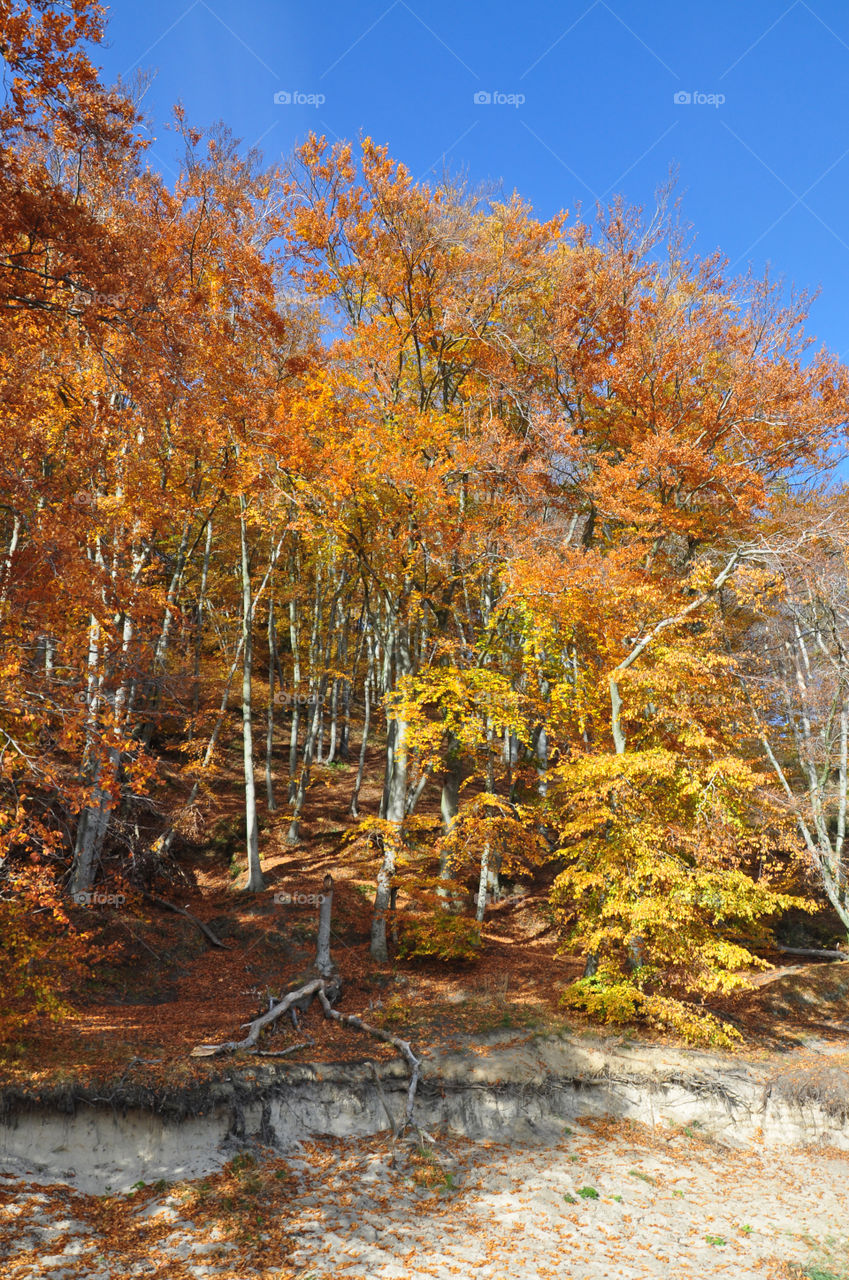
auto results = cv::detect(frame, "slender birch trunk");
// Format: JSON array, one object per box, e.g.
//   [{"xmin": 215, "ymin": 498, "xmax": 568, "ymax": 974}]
[
  {"xmin": 240, "ymin": 505, "xmax": 265, "ymax": 892},
  {"xmin": 287, "ymin": 580, "xmax": 345, "ymax": 842},
  {"xmin": 286, "ymin": 672, "xmax": 330, "ymax": 843},
  {"xmin": 341, "ymin": 677, "xmax": 351, "ymax": 759},
  {"xmin": 288, "ymin": 596, "xmax": 301, "ymax": 802},
  {"xmin": 326, "ymin": 678, "xmax": 339, "ymax": 764},
  {"xmin": 190, "ymin": 518, "xmax": 213, "ymax": 739},
  {"xmin": 70, "ymin": 612, "xmax": 108, "ymax": 894},
  {"xmin": 371, "ymin": 621, "xmax": 410, "ymax": 962},
  {"xmin": 266, "ymin": 566, "xmax": 278, "ymax": 812},
  {"xmin": 351, "ymin": 631, "xmax": 374, "ymax": 818},
  {"xmin": 0, "ymin": 512, "xmax": 20, "ymax": 611},
  {"xmin": 475, "ymin": 841, "xmax": 492, "ymax": 923},
  {"xmin": 315, "ymin": 695, "xmax": 325, "ymax": 764}
]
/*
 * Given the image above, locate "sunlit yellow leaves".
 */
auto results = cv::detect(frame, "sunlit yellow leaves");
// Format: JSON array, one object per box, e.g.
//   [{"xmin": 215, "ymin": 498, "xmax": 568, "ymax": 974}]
[{"xmin": 396, "ymin": 667, "xmax": 528, "ymax": 773}]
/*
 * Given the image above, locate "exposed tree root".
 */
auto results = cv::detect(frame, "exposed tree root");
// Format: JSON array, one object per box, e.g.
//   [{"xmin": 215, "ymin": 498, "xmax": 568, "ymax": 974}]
[
  {"xmin": 190, "ymin": 976, "xmax": 423, "ymax": 1136},
  {"xmin": 367, "ymin": 1060, "xmax": 399, "ymax": 1135},
  {"xmin": 316, "ymin": 986, "xmax": 421, "ymax": 1136},
  {"xmin": 255, "ymin": 1041, "xmax": 312, "ymax": 1058},
  {"xmin": 191, "ymin": 978, "xmax": 326, "ymax": 1055}
]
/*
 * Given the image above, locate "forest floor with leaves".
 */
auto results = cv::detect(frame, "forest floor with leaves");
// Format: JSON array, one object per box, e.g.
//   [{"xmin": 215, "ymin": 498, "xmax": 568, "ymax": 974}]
[
  {"xmin": 3, "ymin": 746, "xmax": 849, "ymax": 1104},
  {"xmin": 5, "ymin": 744, "xmax": 595, "ymax": 1099}
]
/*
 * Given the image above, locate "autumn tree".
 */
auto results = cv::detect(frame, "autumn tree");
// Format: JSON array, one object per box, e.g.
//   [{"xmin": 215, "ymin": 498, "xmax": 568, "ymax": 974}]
[
  {"xmin": 283, "ymin": 136, "xmax": 563, "ymax": 958},
  {"xmin": 730, "ymin": 493, "xmax": 849, "ymax": 934},
  {"xmin": 497, "ymin": 213, "xmax": 848, "ymax": 1039}
]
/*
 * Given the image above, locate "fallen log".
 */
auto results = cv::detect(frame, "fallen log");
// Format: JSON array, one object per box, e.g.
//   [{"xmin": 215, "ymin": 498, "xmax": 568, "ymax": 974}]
[{"xmin": 775, "ymin": 945, "xmax": 849, "ymax": 962}]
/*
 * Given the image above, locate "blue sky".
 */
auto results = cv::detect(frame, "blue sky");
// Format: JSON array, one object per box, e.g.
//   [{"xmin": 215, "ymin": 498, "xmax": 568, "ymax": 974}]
[{"xmin": 97, "ymin": 0, "xmax": 849, "ymax": 357}]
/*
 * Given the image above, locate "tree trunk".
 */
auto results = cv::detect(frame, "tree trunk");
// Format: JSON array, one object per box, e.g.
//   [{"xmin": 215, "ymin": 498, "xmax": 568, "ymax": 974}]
[
  {"xmin": 315, "ymin": 875, "xmax": 335, "ymax": 977},
  {"xmin": 370, "ymin": 712, "xmax": 407, "ymax": 962},
  {"xmin": 0, "ymin": 511, "xmax": 20, "ymax": 609},
  {"xmin": 342, "ymin": 680, "xmax": 351, "ymax": 758},
  {"xmin": 265, "ymin": 568, "xmax": 278, "ymax": 812},
  {"xmin": 440, "ymin": 735, "xmax": 462, "ymax": 835},
  {"xmin": 475, "ymin": 841, "xmax": 491, "ymax": 923},
  {"xmin": 142, "ymin": 519, "xmax": 191, "ymax": 746},
  {"xmin": 70, "ymin": 754, "xmax": 114, "ymax": 895},
  {"xmin": 190, "ymin": 517, "xmax": 213, "ymax": 739},
  {"xmin": 371, "ymin": 624, "xmax": 410, "ymax": 962},
  {"xmin": 326, "ymin": 678, "xmax": 339, "ymax": 764},
  {"xmin": 536, "ymin": 725, "xmax": 549, "ymax": 796},
  {"xmin": 287, "ymin": 596, "xmax": 301, "ymax": 802},
  {"xmin": 351, "ymin": 637, "xmax": 373, "ymax": 819},
  {"xmin": 240, "ymin": 507, "xmax": 265, "ymax": 892},
  {"xmin": 70, "ymin": 612, "xmax": 108, "ymax": 894},
  {"xmin": 287, "ymin": 676, "xmax": 330, "ymax": 843},
  {"xmin": 315, "ymin": 693, "xmax": 325, "ymax": 764}
]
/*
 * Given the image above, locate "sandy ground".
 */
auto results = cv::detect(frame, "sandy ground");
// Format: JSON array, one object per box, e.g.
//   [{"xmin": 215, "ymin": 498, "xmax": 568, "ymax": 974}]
[{"xmin": 2, "ymin": 1118, "xmax": 847, "ymax": 1279}]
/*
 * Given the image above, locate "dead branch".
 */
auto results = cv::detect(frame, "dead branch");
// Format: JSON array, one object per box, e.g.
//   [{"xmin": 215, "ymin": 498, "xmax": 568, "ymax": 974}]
[{"xmin": 142, "ymin": 891, "xmax": 225, "ymax": 949}]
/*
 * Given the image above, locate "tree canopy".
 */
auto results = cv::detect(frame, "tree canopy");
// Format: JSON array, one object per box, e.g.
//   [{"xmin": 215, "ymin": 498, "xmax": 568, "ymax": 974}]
[{"xmin": 3, "ymin": 0, "xmax": 849, "ymax": 1047}]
